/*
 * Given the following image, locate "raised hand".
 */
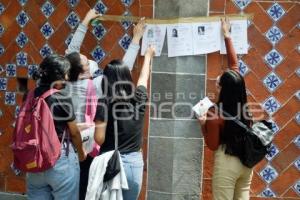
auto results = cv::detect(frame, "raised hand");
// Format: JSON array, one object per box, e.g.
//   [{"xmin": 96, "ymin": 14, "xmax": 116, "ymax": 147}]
[
  {"xmin": 132, "ymin": 17, "xmax": 146, "ymax": 44},
  {"xmin": 221, "ymin": 17, "xmax": 231, "ymax": 38},
  {"xmin": 145, "ymin": 45, "xmax": 156, "ymax": 58},
  {"xmin": 82, "ymin": 9, "xmax": 101, "ymax": 27}
]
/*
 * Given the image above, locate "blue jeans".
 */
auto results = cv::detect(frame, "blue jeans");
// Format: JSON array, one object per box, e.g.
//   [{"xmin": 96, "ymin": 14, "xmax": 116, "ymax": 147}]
[
  {"xmin": 121, "ymin": 151, "xmax": 144, "ymax": 200},
  {"xmin": 26, "ymin": 144, "xmax": 80, "ymax": 200}
]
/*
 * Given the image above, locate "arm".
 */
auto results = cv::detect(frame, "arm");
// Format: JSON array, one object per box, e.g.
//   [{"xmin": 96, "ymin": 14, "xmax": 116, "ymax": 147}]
[
  {"xmin": 67, "ymin": 120, "xmax": 86, "ymax": 161},
  {"xmin": 122, "ymin": 18, "xmax": 146, "ymax": 71},
  {"xmin": 222, "ymin": 18, "xmax": 239, "ymax": 72},
  {"xmin": 137, "ymin": 46, "xmax": 155, "ymax": 89},
  {"xmin": 94, "ymin": 121, "xmax": 107, "ymax": 145},
  {"xmin": 66, "ymin": 9, "xmax": 100, "ymax": 54}
]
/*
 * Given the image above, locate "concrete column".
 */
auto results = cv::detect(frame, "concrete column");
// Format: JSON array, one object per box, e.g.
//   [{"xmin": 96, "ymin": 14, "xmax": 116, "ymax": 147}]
[{"xmin": 146, "ymin": 0, "xmax": 209, "ymax": 199}]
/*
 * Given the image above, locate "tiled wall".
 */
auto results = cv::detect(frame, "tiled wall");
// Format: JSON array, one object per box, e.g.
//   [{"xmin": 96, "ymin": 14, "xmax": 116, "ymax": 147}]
[
  {"xmin": 0, "ymin": 0, "xmax": 153, "ymax": 197},
  {"xmin": 204, "ymin": 0, "xmax": 300, "ymax": 199}
]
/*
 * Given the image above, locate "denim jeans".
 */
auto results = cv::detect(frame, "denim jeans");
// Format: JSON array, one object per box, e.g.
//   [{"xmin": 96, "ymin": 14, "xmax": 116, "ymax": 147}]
[
  {"xmin": 121, "ymin": 151, "xmax": 144, "ymax": 200},
  {"xmin": 26, "ymin": 144, "xmax": 80, "ymax": 200}
]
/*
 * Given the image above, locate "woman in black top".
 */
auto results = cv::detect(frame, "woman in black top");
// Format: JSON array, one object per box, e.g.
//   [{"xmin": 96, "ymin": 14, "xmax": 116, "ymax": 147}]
[{"xmin": 94, "ymin": 46, "xmax": 155, "ymax": 200}]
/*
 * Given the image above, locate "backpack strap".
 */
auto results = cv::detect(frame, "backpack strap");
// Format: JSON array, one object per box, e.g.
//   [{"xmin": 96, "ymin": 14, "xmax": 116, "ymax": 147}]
[{"xmin": 40, "ymin": 89, "xmax": 60, "ymax": 99}]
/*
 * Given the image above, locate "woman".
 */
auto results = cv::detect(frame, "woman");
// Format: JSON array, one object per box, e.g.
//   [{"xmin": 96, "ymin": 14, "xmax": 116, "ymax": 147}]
[
  {"xmin": 26, "ymin": 54, "xmax": 86, "ymax": 200},
  {"xmin": 65, "ymin": 9, "xmax": 146, "ymax": 200},
  {"xmin": 94, "ymin": 46, "xmax": 155, "ymax": 200},
  {"xmin": 198, "ymin": 18, "xmax": 253, "ymax": 200}
]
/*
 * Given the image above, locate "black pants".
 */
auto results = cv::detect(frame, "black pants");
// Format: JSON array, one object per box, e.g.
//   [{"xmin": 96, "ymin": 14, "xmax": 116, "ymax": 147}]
[{"xmin": 79, "ymin": 155, "xmax": 94, "ymax": 200}]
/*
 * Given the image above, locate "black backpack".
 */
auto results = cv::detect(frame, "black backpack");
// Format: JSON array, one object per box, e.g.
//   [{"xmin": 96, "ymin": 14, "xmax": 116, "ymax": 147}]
[{"xmin": 222, "ymin": 111, "xmax": 274, "ymax": 168}]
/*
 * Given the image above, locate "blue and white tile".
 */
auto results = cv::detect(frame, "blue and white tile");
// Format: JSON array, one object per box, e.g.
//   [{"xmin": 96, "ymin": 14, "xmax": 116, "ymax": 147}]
[
  {"xmin": 0, "ymin": 65, "xmax": 4, "ymax": 74},
  {"xmin": 267, "ymin": 3, "xmax": 285, "ymax": 22},
  {"xmin": 0, "ymin": 43, "xmax": 4, "ymax": 56},
  {"xmin": 67, "ymin": 0, "xmax": 79, "ymax": 7},
  {"xmin": 40, "ymin": 44, "xmax": 53, "ymax": 58},
  {"xmin": 293, "ymin": 180, "xmax": 300, "ymax": 196},
  {"xmin": 40, "ymin": 22, "xmax": 54, "ymax": 39},
  {"xmin": 296, "ymin": 90, "xmax": 300, "ymax": 101},
  {"xmin": 267, "ymin": 119, "xmax": 280, "ymax": 134},
  {"xmin": 92, "ymin": 23, "xmax": 107, "ymax": 40},
  {"xmin": 6, "ymin": 64, "xmax": 16, "ymax": 77},
  {"xmin": 28, "ymin": 64, "xmax": 38, "ymax": 78},
  {"xmin": 260, "ymin": 187, "xmax": 276, "ymax": 198},
  {"xmin": 92, "ymin": 68, "xmax": 103, "ymax": 78},
  {"xmin": 119, "ymin": 33, "xmax": 132, "ymax": 50},
  {"xmin": 16, "ymin": 52, "xmax": 27, "ymax": 66},
  {"xmin": 94, "ymin": 0, "xmax": 108, "ymax": 14},
  {"xmin": 16, "ymin": 32, "xmax": 28, "ymax": 48},
  {"xmin": 297, "ymin": 44, "xmax": 300, "ymax": 53},
  {"xmin": 90, "ymin": 46, "xmax": 106, "ymax": 63},
  {"xmin": 0, "ymin": 78, "xmax": 7, "ymax": 91},
  {"xmin": 264, "ymin": 49, "xmax": 283, "ymax": 69},
  {"xmin": 265, "ymin": 26, "xmax": 283, "ymax": 45},
  {"xmin": 15, "ymin": 106, "xmax": 20, "ymax": 118},
  {"xmin": 66, "ymin": 11, "xmax": 80, "ymax": 29},
  {"xmin": 259, "ymin": 164, "xmax": 279, "ymax": 184},
  {"xmin": 263, "ymin": 72, "xmax": 282, "ymax": 92},
  {"xmin": 16, "ymin": 11, "xmax": 29, "ymax": 28},
  {"xmin": 296, "ymin": 68, "xmax": 300, "ymax": 77},
  {"xmin": 41, "ymin": 1, "xmax": 55, "ymax": 18},
  {"xmin": 5, "ymin": 92, "xmax": 16, "ymax": 105},
  {"xmin": 233, "ymin": 0, "xmax": 252, "ymax": 10},
  {"xmin": 294, "ymin": 135, "xmax": 300, "ymax": 149},
  {"xmin": 18, "ymin": 0, "xmax": 27, "ymax": 6},
  {"xmin": 266, "ymin": 143, "xmax": 279, "ymax": 161},
  {"xmin": 262, "ymin": 96, "xmax": 281, "ymax": 115},
  {"xmin": 296, "ymin": 112, "xmax": 300, "ymax": 125},
  {"xmin": 0, "ymin": 24, "xmax": 4, "ymax": 36},
  {"xmin": 65, "ymin": 33, "xmax": 74, "ymax": 47},
  {"xmin": 0, "ymin": 3, "xmax": 5, "ymax": 15},
  {"xmin": 238, "ymin": 60, "xmax": 249, "ymax": 76},
  {"xmin": 121, "ymin": 11, "xmax": 132, "ymax": 30},
  {"xmin": 294, "ymin": 157, "xmax": 300, "ymax": 171},
  {"xmin": 121, "ymin": 0, "xmax": 134, "ymax": 7}
]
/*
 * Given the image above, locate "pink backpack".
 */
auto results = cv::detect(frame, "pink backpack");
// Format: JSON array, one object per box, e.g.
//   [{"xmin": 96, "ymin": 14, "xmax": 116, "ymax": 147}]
[
  {"xmin": 12, "ymin": 89, "xmax": 63, "ymax": 172},
  {"xmin": 85, "ymin": 79, "xmax": 100, "ymax": 157}
]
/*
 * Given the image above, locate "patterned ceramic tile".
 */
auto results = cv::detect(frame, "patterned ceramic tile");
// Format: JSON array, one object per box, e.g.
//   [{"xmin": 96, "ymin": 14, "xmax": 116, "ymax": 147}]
[
  {"xmin": 266, "ymin": 143, "xmax": 279, "ymax": 161},
  {"xmin": 267, "ymin": 119, "xmax": 280, "ymax": 134},
  {"xmin": 0, "ymin": 43, "xmax": 4, "ymax": 56},
  {"xmin": 65, "ymin": 33, "xmax": 74, "ymax": 47},
  {"xmin": 267, "ymin": 3, "xmax": 285, "ymax": 22},
  {"xmin": 5, "ymin": 92, "xmax": 16, "ymax": 105},
  {"xmin": 121, "ymin": 0, "xmax": 134, "ymax": 7},
  {"xmin": 16, "ymin": 52, "xmax": 27, "ymax": 66},
  {"xmin": 296, "ymin": 68, "xmax": 300, "ymax": 77},
  {"xmin": 16, "ymin": 32, "xmax": 28, "ymax": 48},
  {"xmin": 92, "ymin": 23, "xmax": 107, "ymax": 40},
  {"xmin": 66, "ymin": 11, "xmax": 80, "ymax": 29},
  {"xmin": 121, "ymin": 11, "xmax": 132, "ymax": 30},
  {"xmin": 264, "ymin": 49, "xmax": 283, "ymax": 69},
  {"xmin": 0, "ymin": 65, "xmax": 3, "ymax": 74},
  {"xmin": 40, "ymin": 44, "xmax": 53, "ymax": 58},
  {"xmin": 18, "ymin": 0, "xmax": 27, "ymax": 6},
  {"xmin": 263, "ymin": 72, "xmax": 282, "ymax": 92},
  {"xmin": 260, "ymin": 187, "xmax": 276, "ymax": 198},
  {"xmin": 262, "ymin": 96, "xmax": 281, "ymax": 115},
  {"xmin": 40, "ymin": 22, "xmax": 54, "ymax": 39},
  {"xmin": 90, "ymin": 46, "xmax": 106, "ymax": 63},
  {"xmin": 259, "ymin": 164, "xmax": 279, "ymax": 183},
  {"xmin": 6, "ymin": 64, "xmax": 16, "ymax": 77},
  {"xmin": 296, "ymin": 90, "xmax": 300, "ymax": 101},
  {"xmin": 28, "ymin": 64, "xmax": 38, "ymax": 78},
  {"xmin": 293, "ymin": 180, "xmax": 300, "ymax": 196},
  {"xmin": 119, "ymin": 33, "xmax": 132, "ymax": 50},
  {"xmin": 233, "ymin": 0, "xmax": 252, "ymax": 10},
  {"xmin": 92, "ymin": 68, "xmax": 103, "ymax": 78},
  {"xmin": 41, "ymin": 1, "xmax": 55, "ymax": 18},
  {"xmin": 16, "ymin": 11, "xmax": 29, "ymax": 28},
  {"xmin": 294, "ymin": 157, "xmax": 300, "ymax": 171},
  {"xmin": 296, "ymin": 112, "xmax": 300, "ymax": 125},
  {"xmin": 265, "ymin": 26, "xmax": 283, "ymax": 45},
  {"xmin": 0, "ymin": 78, "xmax": 7, "ymax": 91},
  {"xmin": 238, "ymin": 60, "xmax": 249, "ymax": 76},
  {"xmin": 67, "ymin": 0, "xmax": 79, "ymax": 7},
  {"xmin": 294, "ymin": 135, "xmax": 300, "ymax": 149},
  {"xmin": 94, "ymin": 0, "xmax": 108, "ymax": 14},
  {"xmin": 0, "ymin": 24, "xmax": 4, "ymax": 36},
  {"xmin": 0, "ymin": 3, "xmax": 5, "ymax": 15},
  {"xmin": 15, "ymin": 106, "xmax": 20, "ymax": 118}
]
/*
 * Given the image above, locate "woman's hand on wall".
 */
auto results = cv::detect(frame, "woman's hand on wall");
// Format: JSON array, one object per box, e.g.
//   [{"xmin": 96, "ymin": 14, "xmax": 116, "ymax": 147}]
[
  {"xmin": 221, "ymin": 17, "xmax": 231, "ymax": 38},
  {"xmin": 132, "ymin": 17, "xmax": 146, "ymax": 44},
  {"xmin": 82, "ymin": 9, "xmax": 101, "ymax": 27}
]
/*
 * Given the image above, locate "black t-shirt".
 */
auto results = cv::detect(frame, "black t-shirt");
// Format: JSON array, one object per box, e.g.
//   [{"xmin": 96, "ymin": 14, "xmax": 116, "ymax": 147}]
[
  {"xmin": 94, "ymin": 86, "xmax": 148, "ymax": 154},
  {"xmin": 34, "ymin": 86, "xmax": 76, "ymax": 138}
]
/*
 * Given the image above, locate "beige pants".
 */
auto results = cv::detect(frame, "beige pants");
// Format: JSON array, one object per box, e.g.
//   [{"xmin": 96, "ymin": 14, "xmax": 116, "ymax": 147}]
[{"xmin": 212, "ymin": 146, "xmax": 253, "ymax": 200}]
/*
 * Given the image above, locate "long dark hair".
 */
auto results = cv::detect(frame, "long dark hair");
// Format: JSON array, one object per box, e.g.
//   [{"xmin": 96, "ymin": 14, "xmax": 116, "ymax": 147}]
[
  {"xmin": 217, "ymin": 70, "xmax": 252, "ymax": 156},
  {"xmin": 65, "ymin": 52, "xmax": 84, "ymax": 82},
  {"xmin": 102, "ymin": 59, "xmax": 133, "ymax": 101},
  {"xmin": 33, "ymin": 54, "xmax": 70, "ymax": 85}
]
